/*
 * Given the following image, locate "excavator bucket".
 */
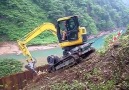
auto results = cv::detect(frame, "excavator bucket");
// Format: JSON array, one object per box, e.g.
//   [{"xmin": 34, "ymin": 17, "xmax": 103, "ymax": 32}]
[{"xmin": 25, "ymin": 61, "xmax": 37, "ymax": 75}]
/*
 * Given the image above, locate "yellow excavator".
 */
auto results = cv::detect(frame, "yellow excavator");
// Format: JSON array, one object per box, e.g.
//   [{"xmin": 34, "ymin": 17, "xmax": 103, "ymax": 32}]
[{"xmin": 17, "ymin": 16, "xmax": 95, "ymax": 73}]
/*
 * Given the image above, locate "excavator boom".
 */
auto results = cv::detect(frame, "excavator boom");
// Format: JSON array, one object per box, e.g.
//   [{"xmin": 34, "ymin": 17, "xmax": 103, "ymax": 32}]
[{"xmin": 17, "ymin": 23, "xmax": 57, "ymax": 62}]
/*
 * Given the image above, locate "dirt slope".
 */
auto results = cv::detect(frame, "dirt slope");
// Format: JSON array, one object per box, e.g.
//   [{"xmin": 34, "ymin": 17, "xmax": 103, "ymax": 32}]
[{"xmin": 23, "ymin": 46, "xmax": 129, "ymax": 90}]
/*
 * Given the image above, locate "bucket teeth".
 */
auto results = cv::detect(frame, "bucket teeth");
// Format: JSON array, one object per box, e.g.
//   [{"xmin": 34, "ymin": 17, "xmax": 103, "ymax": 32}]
[{"xmin": 25, "ymin": 61, "xmax": 37, "ymax": 74}]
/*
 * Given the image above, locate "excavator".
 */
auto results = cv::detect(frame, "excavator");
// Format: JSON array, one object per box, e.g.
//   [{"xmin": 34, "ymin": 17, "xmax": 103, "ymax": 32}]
[{"xmin": 17, "ymin": 16, "xmax": 95, "ymax": 73}]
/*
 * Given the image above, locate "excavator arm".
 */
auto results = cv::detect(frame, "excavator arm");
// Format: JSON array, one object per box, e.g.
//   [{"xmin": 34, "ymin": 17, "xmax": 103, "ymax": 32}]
[{"xmin": 17, "ymin": 23, "xmax": 57, "ymax": 63}]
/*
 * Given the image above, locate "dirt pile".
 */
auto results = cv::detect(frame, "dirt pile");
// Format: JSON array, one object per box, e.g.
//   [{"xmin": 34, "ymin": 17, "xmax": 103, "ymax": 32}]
[{"xmin": 23, "ymin": 45, "xmax": 129, "ymax": 90}]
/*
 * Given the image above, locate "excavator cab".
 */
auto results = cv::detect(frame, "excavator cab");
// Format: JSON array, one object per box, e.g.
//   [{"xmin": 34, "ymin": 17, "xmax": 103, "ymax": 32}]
[{"xmin": 57, "ymin": 16, "xmax": 79, "ymax": 42}]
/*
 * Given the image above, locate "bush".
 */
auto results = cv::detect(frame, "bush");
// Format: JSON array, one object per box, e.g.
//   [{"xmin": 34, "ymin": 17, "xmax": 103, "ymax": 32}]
[{"xmin": 0, "ymin": 59, "xmax": 23, "ymax": 78}]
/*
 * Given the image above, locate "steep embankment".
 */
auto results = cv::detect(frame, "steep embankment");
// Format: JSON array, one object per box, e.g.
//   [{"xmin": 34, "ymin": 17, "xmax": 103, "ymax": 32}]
[{"xmin": 23, "ymin": 43, "xmax": 129, "ymax": 90}]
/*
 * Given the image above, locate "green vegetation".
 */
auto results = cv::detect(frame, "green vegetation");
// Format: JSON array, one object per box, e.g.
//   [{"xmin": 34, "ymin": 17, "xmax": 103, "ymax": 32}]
[
  {"xmin": 0, "ymin": 59, "xmax": 23, "ymax": 78},
  {"xmin": 0, "ymin": 0, "xmax": 129, "ymax": 45},
  {"xmin": 0, "ymin": 0, "xmax": 50, "ymax": 43},
  {"xmin": 51, "ymin": 80, "xmax": 86, "ymax": 90},
  {"xmin": 88, "ymin": 80, "xmax": 115, "ymax": 90}
]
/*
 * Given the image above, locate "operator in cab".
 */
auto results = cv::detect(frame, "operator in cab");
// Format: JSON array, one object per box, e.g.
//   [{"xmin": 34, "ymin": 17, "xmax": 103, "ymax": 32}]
[{"xmin": 60, "ymin": 21, "xmax": 68, "ymax": 41}]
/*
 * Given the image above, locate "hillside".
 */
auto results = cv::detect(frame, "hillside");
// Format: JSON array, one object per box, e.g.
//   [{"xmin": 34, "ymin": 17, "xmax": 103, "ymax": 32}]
[
  {"xmin": 0, "ymin": 0, "xmax": 57, "ymax": 44},
  {"xmin": 23, "ymin": 28, "xmax": 129, "ymax": 90},
  {"xmin": 0, "ymin": 0, "xmax": 129, "ymax": 44}
]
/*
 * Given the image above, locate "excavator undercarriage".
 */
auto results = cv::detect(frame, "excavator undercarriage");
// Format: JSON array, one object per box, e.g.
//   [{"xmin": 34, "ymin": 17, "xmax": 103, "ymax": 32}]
[{"xmin": 47, "ymin": 42, "xmax": 95, "ymax": 72}]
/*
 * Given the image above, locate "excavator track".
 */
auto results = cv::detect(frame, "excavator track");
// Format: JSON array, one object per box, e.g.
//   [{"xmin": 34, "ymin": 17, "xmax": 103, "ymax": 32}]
[
  {"xmin": 48, "ymin": 43, "xmax": 95, "ymax": 73},
  {"xmin": 48, "ymin": 54, "xmax": 79, "ymax": 72}
]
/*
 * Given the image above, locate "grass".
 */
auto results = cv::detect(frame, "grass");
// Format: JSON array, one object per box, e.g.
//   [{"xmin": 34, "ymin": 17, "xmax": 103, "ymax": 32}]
[
  {"xmin": 88, "ymin": 80, "xmax": 115, "ymax": 90},
  {"xmin": 51, "ymin": 80, "xmax": 86, "ymax": 90},
  {"xmin": 0, "ymin": 58, "xmax": 23, "ymax": 78}
]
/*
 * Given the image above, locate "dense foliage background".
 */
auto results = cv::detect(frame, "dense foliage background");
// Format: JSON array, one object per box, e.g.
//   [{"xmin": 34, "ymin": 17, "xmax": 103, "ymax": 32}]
[
  {"xmin": 0, "ymin": 59, "xmax": 23, "ymax": 78},
  {"xmin": 0, "ymin": 0, "xmax": 129, "ymax": 44}
]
